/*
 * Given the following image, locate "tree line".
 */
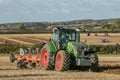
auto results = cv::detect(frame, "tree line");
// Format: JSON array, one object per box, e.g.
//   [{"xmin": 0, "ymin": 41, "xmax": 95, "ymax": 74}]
[{"xmin": 0, "ymin": 44, "xmax": 119, "ymax": 54}]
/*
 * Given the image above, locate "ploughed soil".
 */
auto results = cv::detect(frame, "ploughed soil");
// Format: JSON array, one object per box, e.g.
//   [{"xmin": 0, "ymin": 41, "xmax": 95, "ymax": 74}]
[{"xmin": 0, "ymin": 56, "xmax": 120, "ymax": 80}]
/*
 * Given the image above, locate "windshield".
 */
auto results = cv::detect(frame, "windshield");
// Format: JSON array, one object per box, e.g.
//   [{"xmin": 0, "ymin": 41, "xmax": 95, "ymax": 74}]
[{"xmin": 61, "ymin": 31, "xmax": 80, "ymax": 42}]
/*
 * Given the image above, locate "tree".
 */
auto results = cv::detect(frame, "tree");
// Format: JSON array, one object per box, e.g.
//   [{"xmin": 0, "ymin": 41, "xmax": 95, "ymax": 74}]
[
  {"xmin": 17, "ymin": 24, "xmax": 26, "ymax": 30},
  {"xmin": 31, "ymin": 27, "xmax": 36, "ymax": 30},
  {"xmin": 115, "ymin": 19, "xmax": 120, "ymax": 28}
]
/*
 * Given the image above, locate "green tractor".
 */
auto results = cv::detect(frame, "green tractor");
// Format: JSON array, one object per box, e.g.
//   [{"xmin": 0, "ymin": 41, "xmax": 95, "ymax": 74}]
[{"xmin": 40, "ymin": 27, "xmax": 99, "ymax": 72}]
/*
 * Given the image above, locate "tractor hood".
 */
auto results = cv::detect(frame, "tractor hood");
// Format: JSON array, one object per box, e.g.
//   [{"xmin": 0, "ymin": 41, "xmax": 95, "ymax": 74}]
[{"xmin": 67, "ymin": 42, "xmax": 87, "ymax": 57}]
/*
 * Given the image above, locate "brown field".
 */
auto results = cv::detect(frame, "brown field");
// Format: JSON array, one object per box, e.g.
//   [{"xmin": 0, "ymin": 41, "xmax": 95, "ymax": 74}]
[
  {"xmin": 0, "ymin": 56, "xmax": 120, "ymax": 80},
  {"xmin": 0, "ymin": 33, "xmax": 120, "ymax": 45}
]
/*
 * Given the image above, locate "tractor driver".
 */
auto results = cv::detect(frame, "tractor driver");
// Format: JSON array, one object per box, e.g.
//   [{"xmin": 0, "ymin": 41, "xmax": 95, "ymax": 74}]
[
  {"xmin": 61, "ymin": 33, "xmax": 70, "ymax": 48},
  {"xmin": 62, "ymin": 33, "xmax": 69, "ymax": 43}
]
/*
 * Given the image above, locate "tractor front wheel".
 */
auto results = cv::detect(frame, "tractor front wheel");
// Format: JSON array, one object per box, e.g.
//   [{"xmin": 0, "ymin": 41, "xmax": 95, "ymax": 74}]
[{"xmin": 55, "ymin": 50, "xmax": 70, "ymax": 71}]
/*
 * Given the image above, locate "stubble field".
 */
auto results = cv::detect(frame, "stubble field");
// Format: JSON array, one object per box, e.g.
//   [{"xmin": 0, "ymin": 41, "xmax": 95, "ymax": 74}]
[{"xmin": 0, "ymin": 33, "xmax": 119, "ymax": 45}]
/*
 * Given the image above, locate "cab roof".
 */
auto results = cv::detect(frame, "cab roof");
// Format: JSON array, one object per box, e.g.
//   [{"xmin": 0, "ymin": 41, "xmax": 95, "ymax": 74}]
[{"xmin": 54, "ymin": 27, "xmax": 80, "ymax": 33}]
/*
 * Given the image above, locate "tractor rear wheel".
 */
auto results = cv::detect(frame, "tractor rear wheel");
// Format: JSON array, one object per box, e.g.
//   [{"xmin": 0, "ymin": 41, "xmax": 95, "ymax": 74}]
[
  {"xmin": 90, "ymin": 54, "xmax": 99, "ymax": 72},
  {"xmin": 40, "ymin": 44, "xmax": 54, "ymax": 70},
  {"xmin": 55, "ymin": 50, "xmax": 70, "ymax": 71}
]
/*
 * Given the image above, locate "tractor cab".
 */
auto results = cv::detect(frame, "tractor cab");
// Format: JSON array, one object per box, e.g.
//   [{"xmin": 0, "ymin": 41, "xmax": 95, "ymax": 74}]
[{"xmin": 52, "ymin": 27, "xmax": 80, "ymax": 49}]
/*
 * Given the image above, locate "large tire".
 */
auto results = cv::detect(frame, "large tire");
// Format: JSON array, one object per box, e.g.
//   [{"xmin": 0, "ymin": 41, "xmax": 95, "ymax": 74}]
[
  {"xmin": 90, "ymin": 54, "xmax": 99, "ymax": 72},
  {"xmin": 40, "ymin": 44, "xmax": 54, "ymax": 70},
  {"xmin": 55, "ymin": 50, "xmax": 70, "ymax": 71}
]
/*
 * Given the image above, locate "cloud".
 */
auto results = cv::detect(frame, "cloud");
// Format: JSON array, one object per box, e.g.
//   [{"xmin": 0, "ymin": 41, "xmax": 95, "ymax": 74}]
[{"xmin": 0, "ymin": 0, "xmax": 120, "ymax": 23}]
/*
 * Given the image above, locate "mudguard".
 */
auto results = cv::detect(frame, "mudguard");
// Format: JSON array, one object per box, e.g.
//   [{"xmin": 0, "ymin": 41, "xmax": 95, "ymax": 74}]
[{"xmin": 46, "ymin": 40, "xmax": 57, "ymax": 53}]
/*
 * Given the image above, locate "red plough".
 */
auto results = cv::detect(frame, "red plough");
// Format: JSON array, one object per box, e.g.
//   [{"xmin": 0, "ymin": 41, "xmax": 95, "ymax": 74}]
[{"xmin": 10, "ymin": 48, "xmax": 41, "ymax": 68}]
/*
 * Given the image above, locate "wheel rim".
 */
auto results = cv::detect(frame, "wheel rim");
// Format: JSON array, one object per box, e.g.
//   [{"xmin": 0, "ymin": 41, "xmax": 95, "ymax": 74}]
[
  {"xmin": 57, "ymin": 54, "xmax": 62, "ymax": 68},
  {"xmin": 41, "ymin": 49, "xmax": 48, "ymax": 67}
]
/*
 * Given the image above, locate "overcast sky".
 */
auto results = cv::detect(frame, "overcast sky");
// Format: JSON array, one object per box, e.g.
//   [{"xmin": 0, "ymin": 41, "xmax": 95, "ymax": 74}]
[{"xmin": 0, "ymin": 0, "xmax": 120, "ymax": 23}]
